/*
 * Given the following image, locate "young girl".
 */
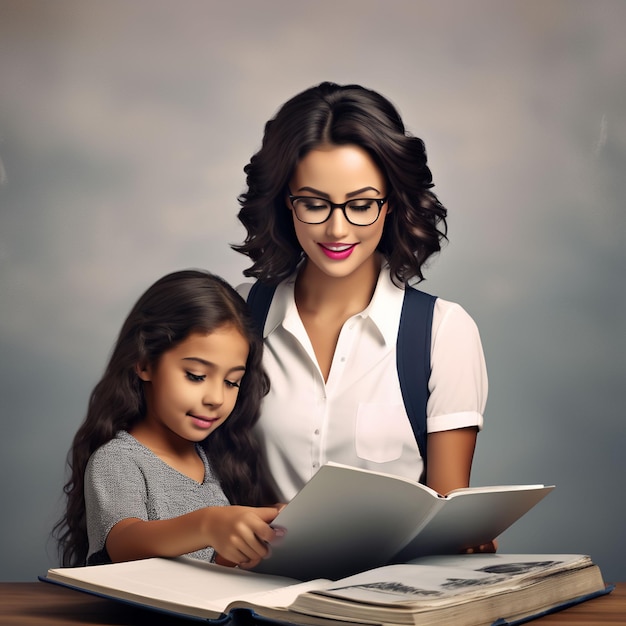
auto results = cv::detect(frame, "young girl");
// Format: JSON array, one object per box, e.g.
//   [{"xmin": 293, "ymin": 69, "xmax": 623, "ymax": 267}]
[
  {"xmin": 54, "ymin": 270, "xmax": 280, "ymax": 568},
  {"xmin": 234, "ymin": 82, "xmax": 491, "ymax": 550}
]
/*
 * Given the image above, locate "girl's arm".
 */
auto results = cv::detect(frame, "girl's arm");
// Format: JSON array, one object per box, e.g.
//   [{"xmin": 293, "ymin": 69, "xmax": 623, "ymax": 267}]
[
  {"xmin": 106, "ymin": 505, "xmax": 280, "ymax": 567},
  {"xmin": 85, "ymin": 437, "xmax": 281, "ymax": 566}
]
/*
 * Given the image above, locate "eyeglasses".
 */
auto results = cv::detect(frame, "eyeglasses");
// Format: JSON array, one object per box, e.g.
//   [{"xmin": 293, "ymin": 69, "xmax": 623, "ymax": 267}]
[{"xmin": 288, "ymin": 193, "xmax": 388, "ymax": 226}]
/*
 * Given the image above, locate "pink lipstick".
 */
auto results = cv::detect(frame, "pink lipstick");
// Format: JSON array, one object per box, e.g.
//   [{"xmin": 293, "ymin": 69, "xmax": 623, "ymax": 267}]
[{"xmin": 319, "ymin": 243, "xmax": 356, "ymax": 260}]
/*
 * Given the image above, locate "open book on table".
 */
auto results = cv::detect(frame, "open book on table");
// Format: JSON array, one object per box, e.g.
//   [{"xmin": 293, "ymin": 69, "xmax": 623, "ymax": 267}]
[
  {"xmin": 41, "ymin": 553, "xmax": 611, "ymax": 626},
  {"xmin": 254, "ymin": 462, "xmax": 555, "ymax": 580}
]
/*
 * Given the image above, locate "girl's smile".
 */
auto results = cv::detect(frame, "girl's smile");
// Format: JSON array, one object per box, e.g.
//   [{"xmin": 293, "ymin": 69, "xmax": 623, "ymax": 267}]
[{"xmin": 188, "ymin": 414, "xmax": 220, "ymax": 430}]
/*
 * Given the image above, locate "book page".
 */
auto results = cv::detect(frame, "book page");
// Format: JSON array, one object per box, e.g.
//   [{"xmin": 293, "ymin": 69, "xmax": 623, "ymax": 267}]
[
  {"xmin": 46, "ymin": 557, "xmax": 308, "ymax": 615},
  {"xmin": 308, "ymin": 554, "xmax": 592, "ymax": 607},
  {"xmin": 226, "ymin": 579, "xmax": 330, "ymax": 609},
  {"xmin": 394, "ymin": 485, "xmax": 555, "ymax": 561},
  {"xmin": 446, "ymin": 484, "xmax": 549, "ymax": 497}
]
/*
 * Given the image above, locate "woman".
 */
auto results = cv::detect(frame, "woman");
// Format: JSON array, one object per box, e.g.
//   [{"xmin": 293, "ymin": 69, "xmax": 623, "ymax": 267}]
[{"xmin": 233, "ymin": 82, "xmax": 488, "ymax": 509}]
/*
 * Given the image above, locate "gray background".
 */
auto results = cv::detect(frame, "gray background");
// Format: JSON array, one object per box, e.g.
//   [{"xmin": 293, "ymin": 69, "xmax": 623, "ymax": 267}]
[{"xmin": 1, "ymin": 0, "xmax": 624, "ymax": 582}]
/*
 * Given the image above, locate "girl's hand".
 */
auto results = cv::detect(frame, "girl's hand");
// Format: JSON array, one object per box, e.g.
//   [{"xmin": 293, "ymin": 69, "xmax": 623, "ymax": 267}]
[
  {"xmin": 105, "ymin": 505, "xmax": 284, "ymax": 565},
  {"xmin": 213, "ymin": 553, "xmax": 238, "ymax": 568},
  {"xmin": 204, "ymin": 506, "xmax": 281, "ymax": 569}
]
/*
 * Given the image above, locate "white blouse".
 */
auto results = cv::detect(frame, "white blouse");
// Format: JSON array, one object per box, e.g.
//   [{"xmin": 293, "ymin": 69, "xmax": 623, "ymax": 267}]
[{"xmin": 239, "ymin": 267, "xmax": 487, "ymax": 501}]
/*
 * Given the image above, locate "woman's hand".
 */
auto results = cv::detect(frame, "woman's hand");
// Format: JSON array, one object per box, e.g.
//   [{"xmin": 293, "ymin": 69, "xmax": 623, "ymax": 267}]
[{"xmin": 463, "ymin": 539, "xmax": 499, "ymax": 554}]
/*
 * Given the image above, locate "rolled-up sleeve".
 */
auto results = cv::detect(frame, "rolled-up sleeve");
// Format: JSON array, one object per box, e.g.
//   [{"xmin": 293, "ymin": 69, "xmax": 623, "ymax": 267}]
[{"xmin": 427, "ymin": 300, "xmax": 488, "ymax": 433}]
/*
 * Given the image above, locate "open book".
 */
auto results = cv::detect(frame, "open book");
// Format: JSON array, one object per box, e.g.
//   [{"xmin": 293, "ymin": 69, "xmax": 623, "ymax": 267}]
[
  {"xmin": 42, "ymin": 553, "xmax": 610, "ymax": 626},
  {"xmin": 254, "ymin": 462, "xmax": 555, "ymax": 579}
]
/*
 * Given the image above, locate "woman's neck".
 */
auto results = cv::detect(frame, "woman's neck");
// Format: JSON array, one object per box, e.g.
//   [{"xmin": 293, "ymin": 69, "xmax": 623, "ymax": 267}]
[{"xmin": 295, "ymin": 254, "xmax": 381, "ymax": 318}]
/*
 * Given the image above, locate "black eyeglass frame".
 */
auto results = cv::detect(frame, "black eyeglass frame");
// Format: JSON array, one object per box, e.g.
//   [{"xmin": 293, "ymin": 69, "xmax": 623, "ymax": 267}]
[{"xmin": 288, "ymin": 194, "xmax": 388, "ymax": 226}]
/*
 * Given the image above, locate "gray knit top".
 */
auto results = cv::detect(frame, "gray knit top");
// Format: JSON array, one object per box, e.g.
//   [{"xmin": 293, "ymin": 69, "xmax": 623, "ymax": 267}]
[{"xmin": 84, "ymin": 430, "xmax": 229, "ymax": 564}]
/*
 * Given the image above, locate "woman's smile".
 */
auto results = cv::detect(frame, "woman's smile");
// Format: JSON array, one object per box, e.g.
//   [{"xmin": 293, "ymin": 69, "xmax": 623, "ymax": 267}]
[{"xmin": 318, "ymin": 242, "xmax": 358, "ymax": 260}]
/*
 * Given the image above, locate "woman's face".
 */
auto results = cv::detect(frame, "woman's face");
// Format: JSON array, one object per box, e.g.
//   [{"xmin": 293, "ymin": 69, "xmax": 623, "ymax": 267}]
[{"xmin": 287, "ymin": 144, "xmax": 389, "ymax": 281}]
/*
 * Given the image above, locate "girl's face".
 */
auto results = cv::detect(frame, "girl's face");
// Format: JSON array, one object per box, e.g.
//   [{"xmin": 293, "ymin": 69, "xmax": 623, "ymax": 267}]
[
  {"xmin": 287, "ymin": 144, "xmax": 389, "ymax": 281},
  {"xmin": 137, "ymin": 325, "xmax": 249, "ymax": 446}
]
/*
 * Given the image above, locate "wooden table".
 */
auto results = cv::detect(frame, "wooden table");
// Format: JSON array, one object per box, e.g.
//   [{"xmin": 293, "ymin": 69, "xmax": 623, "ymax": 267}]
[{"xmin": 1, "ymin": 582, "xmax": 624, "ymax": 625}]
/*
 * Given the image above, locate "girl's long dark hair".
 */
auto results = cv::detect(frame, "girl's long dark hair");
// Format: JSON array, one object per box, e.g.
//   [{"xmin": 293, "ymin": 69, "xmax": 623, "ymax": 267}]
[
  {"xmin": 232, "ymin": 81, "xmax": 448, "ymax": 286},
  {"xmin": 53, "ymin": 270, "xmax": 277, "ymax": 567}
]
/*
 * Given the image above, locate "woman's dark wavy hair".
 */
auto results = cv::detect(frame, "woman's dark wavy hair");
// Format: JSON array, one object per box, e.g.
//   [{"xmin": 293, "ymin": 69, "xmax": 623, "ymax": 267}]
[
  {"xmin": 232, "ymin": 81, "xmax": 448, "ymax": 285},
  {"xmin": 53, "ymin": 270, "xmax": 277, "ymax": 567}
]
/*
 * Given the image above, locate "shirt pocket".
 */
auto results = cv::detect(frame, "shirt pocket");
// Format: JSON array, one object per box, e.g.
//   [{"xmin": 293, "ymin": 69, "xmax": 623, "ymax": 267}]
[{"xmin": 355, "ymin": 403, "xmax": 412, "ymax": 463}]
